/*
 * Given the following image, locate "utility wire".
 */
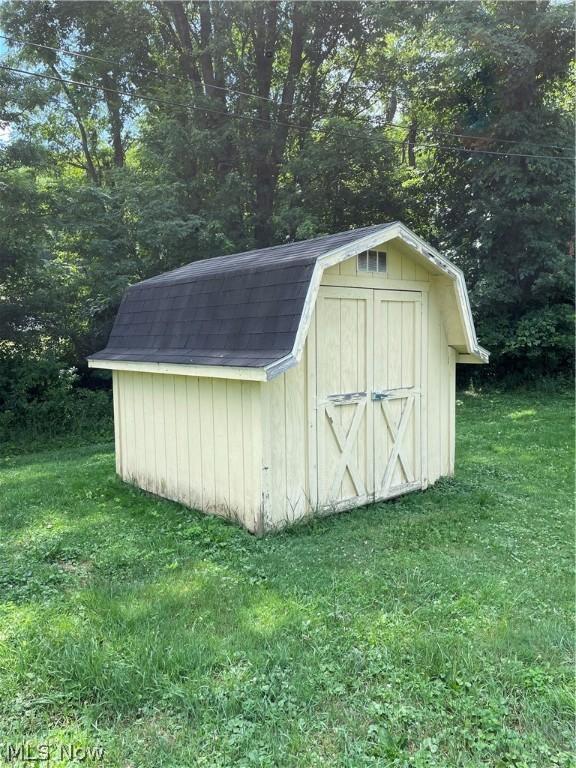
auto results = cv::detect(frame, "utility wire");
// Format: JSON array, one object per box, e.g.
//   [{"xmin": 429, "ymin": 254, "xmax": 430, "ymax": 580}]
[
  {"xmin": 0, "ymin": 64, "xmax": 573, "ymax": 162},
  {"xmin": 0, "ymin": 31, "xmax": 572, "ymax": 153},
  {"xmin": 0, "ymin": 30, "xmax": 383, "ymax": 118},
  {"xmin": 0, "ymin": 32, "xmax": 386, "ymax": 107},
  {"xmin": 0, "ymin": 32, "xmax": 293, "ymax": 108}
]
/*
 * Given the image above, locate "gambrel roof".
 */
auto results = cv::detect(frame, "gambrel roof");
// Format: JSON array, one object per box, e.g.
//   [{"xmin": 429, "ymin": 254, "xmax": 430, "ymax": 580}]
[{"xmin": 88, "ymin": 222, "xmax": 488, "ymax": 380}]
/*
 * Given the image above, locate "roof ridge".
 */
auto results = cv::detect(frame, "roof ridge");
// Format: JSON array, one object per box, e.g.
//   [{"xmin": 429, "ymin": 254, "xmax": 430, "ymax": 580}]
[{"xmin": 138, "ymin": 222, "xmax": 396, "ymax": 287}]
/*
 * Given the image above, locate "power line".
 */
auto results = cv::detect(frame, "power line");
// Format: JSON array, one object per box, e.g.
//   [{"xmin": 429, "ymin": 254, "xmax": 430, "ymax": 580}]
[
  {"xmin": 0, "ymin": 32, "xmax": 293, "ymax": 108},
  {"xmin": 2, "ymin": 63, "xmax": 571, "ymax": 161},
  {"xmin": 1, "ymin": 31, "xmax": 572, "ymax": 153},
  {"xmin": 372, "ymin": 114, "xmax": 572, "ymax": 153},
  {"xmin": 0, "ymin": 64, "xmax": 573, "ymax": 162},
  {"xmin": 0, "ymin": 32, "xmax": 387, "ymax": 112}
]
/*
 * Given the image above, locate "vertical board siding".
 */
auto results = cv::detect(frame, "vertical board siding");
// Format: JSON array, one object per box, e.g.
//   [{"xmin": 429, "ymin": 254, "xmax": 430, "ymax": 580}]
[
  {"xmin": 426, "ymin": 286, "xmax": 453, "ymax": 484},
  {"xmin": 313, "ymin": 261, "xmax": 454, "ymax": 509},
  {"xmin": 322, "ymin": 242, "xmax": 431, "ymax": 287},
  {"xmin": 114, "ymin": 371, "xmax": 263, "ymax": 533},
  {"xmin": 111, "ymin": 239, "xmax": 457, "ymax": 533},
  {"xmin": 134, "ymin": 373, "xmax": 147, "ymax": 484},
  {"xmin": 152, "ymin": 375, "xmax": 166, "ymax": 494},
  {"xmin": 339, "ymin": 298, "xmax": 359, "ymax": 499},
  {"xmin": 226, "ymin": 380, "xmax": 245, "ymax": 517},
  {"xmin": 212, "ymin": 378, "xmax": 230, "ymax": 510},
  {"xmin": 315, "ymin": 287, "xmax": 373, "ymax": 510},
  {"xmin": 401, "ymin": 253, "xmax": 416, "ymax": 281},
  {"xmin": 427, "ymin": 290, "xmax": 441, "ymax": 484},
  {"xmin": 242, "ymin": 380, "xmax": 264, "ymax": 533},
  {"xmin": 448, "ymin": 347, "xmax": 456, "ymax": 475},
  {"xmin": 387, "ymin": 249, "xmax": 402, "ymax": 279},
  {"xmin": 199, "ymin": 378, "xmax": 215, "ymax": 510},
  {"xmin": 285, "ymin": 362, "xmax": 307, "ymax": 521},
  {"xmin": 420, "ymin": 293, "xmax": 429, "ymax": 488},
  {"xmin": 373, "ymin": 292, "xmax": 422, "ymax": 496},
  {"xmin": 268, "ymin": 372, "xmax": 288, "ymax": 523},
  {"xmin": 439, "ymin": 338, "xmax": 450, "ymax": 475},
  {"xmin": 263, "ymin": 345, "xmax": 309, "ymax": 530},
  {"xmin": 339, "ymin": 256, "xmax": 356, "ymax": 276},
  {"xmin": 306, "ymin": 309, "xmax": 318, "ymax": 509},
  {"xmin": 164, "ymin": 375, "xmax": 178, "ymax": 499},
  {"xmin": 186, "ymin": 376, "xmax": 202, "ymax": 509},
  {"xmin": 174, "ymin": 376, "xmax": 189, "ymax": 503},
  {"xmin": 112, "ymin": 371, "xmax": 122, "ymax": 476}
]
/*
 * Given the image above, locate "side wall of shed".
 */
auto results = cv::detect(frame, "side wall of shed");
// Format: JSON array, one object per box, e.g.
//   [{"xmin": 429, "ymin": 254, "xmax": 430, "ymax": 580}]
[
  {"xmin": 112, "ymin": 371, "xmax": 264, "ymax": 533},
  {"xmin": 425, "ymin": 285, "xmax": 456, "ymax": 486}
]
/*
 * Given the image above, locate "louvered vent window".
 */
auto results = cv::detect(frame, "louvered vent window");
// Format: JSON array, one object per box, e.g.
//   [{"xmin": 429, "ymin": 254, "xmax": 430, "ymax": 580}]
[{"xmin": 357, "ymin": 250, "xmax": 386, "ymax": 273}]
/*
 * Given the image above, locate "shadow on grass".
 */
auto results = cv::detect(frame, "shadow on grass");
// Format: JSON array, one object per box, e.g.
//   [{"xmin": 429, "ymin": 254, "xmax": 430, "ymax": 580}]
[{"xmin": 0, "ymin": 391, "xmax": 573, "ymax": 749}]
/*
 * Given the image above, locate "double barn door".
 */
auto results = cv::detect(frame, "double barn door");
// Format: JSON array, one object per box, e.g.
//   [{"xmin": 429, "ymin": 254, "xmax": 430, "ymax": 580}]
[{"xmin": 315, "ymin": 286, "xmax": 423, "ymax": 510}]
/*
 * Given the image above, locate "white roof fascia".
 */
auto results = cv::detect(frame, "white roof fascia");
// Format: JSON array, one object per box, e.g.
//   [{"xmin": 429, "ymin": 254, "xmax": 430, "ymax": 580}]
[
  {"xmin": 88, "ymin": 358, "xmax": 269, "ymax": 381},
  {"xmin": 285, "ymin": 222, "xmax": 488, "ymax": 374}
]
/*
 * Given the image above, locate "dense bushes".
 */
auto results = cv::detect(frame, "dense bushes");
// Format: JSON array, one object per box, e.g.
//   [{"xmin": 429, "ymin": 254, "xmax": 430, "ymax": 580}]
[{"xmin": 0, "ymin": 355, "xmax": 112, "ymax": 448}]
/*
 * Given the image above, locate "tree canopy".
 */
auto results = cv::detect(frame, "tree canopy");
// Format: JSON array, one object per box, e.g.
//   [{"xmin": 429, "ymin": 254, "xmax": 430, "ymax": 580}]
[{"xmin": 0, "ymin": 0, "xmax": 573, "ymax": 387}]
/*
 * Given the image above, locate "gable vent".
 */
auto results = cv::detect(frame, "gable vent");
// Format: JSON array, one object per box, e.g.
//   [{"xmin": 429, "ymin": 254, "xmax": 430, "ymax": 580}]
[{"xmin": 358, "ymin": 250, "xmax": 386, "ymax": 273}]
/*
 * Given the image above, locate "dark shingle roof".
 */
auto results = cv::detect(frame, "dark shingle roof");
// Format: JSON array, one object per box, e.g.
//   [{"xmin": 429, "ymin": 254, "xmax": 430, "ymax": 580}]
[{"xmin": 89, "ymin": 223, "xmax": 395, "ymax": 368}]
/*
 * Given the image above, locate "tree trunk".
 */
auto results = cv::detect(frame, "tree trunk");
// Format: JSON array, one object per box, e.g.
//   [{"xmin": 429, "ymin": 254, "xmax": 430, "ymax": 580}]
[
  {"xmin": 197, "ymin": 0, "xmax": 227, "ymax": 108},
  {"xmin": 271, "ymin": 3, "xmax": 305, "ymax": 166},
  {"xmin": 252, "ymin": 1, "xmax": 279, "ymax": 247},
  {"xmin": 385, "ymin": 91, "xmax": 398, "ymax": 124},
  {"xmin": 50, "ymin": 65, "xmax": 99, "ymax": 184},
  {"xmin": 407, "ymin": 119, "xmax": 417, "ymax": 167},
  {"xmin": 101, "ymin": 72, "xmax": 124, "ymax": 168},
  {"xmin": 168, "ymin": 0, "xmax": 205, "ymax": 93}
]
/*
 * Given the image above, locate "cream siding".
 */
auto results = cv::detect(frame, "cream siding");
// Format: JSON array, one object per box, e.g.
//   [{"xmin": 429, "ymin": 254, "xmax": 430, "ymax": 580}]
[
  {"xmin": 322, "ymin": 239, "xmax": 431, "ymax": 287},
  {"xmin": 110, "ymin": 237, "xmax": 460, "ymax": 534},
  {"xmin": 318, "ymin": 247, "xmax": 455, "ymax": 492},
  {"xmin": 113, "ymin": 371, "xmax": 263, "ymax": 533},
  {"xmin": 261, "ymin": 343, "xmax": 310, "ymax": 530},
  {"xmin": 426, "ymin": 287, "xmax": 455, "ymax": 484}
]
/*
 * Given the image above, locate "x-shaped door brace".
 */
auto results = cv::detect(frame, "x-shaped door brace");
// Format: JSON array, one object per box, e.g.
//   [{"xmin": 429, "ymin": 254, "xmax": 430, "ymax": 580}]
[
  {"xmin": 325, "ymin": 399, "xmax": 367, "ymax": 499},
  {"xmin": 378, "ymin": 395, "xmax": 415, "ymax": 495}
]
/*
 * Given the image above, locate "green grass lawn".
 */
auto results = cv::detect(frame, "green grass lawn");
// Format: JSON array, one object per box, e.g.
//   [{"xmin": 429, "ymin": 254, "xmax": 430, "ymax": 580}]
[{"xmin": 0, "ymin": 390, "xmax": 573, "ymax": 767}]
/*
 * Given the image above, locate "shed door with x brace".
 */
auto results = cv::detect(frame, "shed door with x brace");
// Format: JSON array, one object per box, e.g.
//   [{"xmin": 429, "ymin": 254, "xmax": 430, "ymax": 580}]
[{"xmin": 315, "ymin": 286, "xmax": 423, "ymax": 510}]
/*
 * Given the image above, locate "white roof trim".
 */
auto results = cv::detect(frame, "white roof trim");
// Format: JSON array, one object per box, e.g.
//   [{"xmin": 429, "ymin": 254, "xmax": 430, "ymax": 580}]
[
  {"xmin": 282, "ymin": 222, "xmax": 488, "ymax": 379},
  {"xmin": 92, "ymin": 222, "xmax": 488, "ymax": 383},
  {"xmin": 88, "ymin": 358, "xmax": 268, "ymax": 381}
]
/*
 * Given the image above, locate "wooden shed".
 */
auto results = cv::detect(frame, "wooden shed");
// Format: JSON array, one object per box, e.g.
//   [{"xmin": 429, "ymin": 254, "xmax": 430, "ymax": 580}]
[{"xmin": 88, "ymin": 222, "xmax": 488, "ymax": 533}]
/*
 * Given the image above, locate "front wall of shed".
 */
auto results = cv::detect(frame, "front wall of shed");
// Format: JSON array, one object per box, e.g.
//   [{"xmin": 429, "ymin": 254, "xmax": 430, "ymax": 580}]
[
  {"xmin": 112, "ymin": 371, "xmax": 263, "ymax": 532},
  {"xmin": 261, "ymin": 241, "xmax": 456, "ymax": 530},
  {"xmin": 322, "ymin": 241, "xmax": 456, "ymax": 488}
]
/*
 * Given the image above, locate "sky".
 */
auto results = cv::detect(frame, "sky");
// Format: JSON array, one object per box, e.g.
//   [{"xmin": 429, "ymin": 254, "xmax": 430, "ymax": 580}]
[{"xmin": 0, "ymin": 31, "xmax": 13, "ymax": 143}]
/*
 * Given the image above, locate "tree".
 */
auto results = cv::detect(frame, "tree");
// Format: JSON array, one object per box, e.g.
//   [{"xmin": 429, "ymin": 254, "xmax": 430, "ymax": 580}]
[
  {"xmin": 388, "ymin": 0, "xmax": 575, "ymax": 376},
  {"xmin": 0, "ymin": 0, "xmax": 573, "ymax": 389}
]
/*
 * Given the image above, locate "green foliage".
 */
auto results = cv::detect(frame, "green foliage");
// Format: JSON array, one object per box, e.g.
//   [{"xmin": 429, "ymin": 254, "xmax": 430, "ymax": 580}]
[
  {"xmin": 503, "ymin": 304, "xmax": 574, "ymax": 362},
  {"xmin": 0, "ymin": 391, "xmax": 573, "ymax": 765},
  {"xmin": 0, "ymin": 354, "xmax": 112, "ymax": 447},
  {"xmin": 276, "ymin": 119, "xmax": 403, "ymax": 238},
  {"xmin": 394, "ymin": 1, "xmax": 575, "ymax": 376},
  {"xmin": 0, "ymin": 0, "xmax": 573, "ymax": 395}
]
